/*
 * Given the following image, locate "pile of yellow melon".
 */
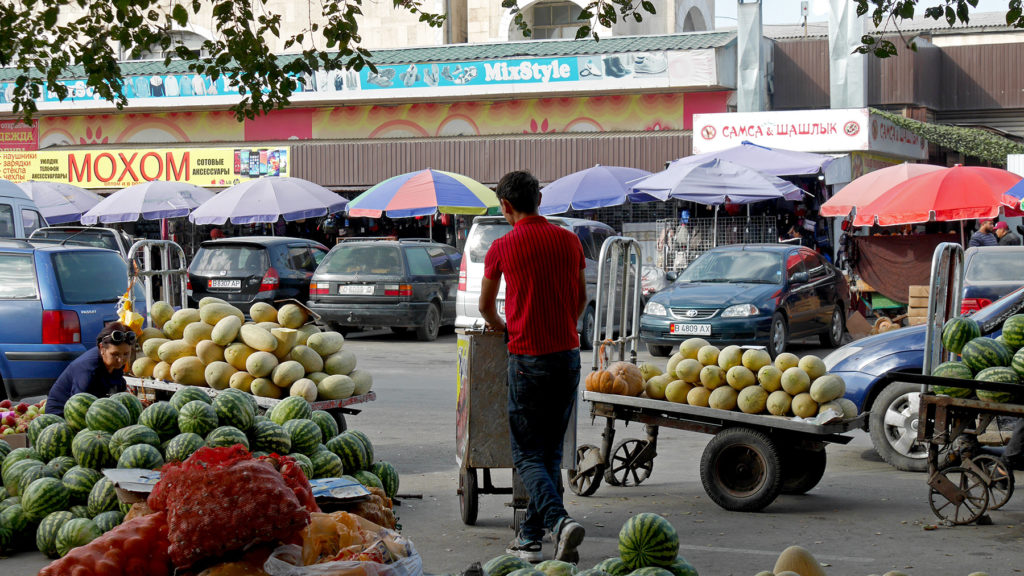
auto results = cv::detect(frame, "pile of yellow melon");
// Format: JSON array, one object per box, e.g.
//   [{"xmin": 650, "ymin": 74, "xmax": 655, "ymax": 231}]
[
  {"xmin": 130, "ymin": 298, "xmax": 373, "ymax": 402},
  {"xmin": 639, "ymin": 338, "xmax": 857, "ymax": 419}
]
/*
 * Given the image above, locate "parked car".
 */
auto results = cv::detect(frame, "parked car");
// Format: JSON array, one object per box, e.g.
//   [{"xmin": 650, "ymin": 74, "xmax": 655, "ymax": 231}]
[
  {"xmin": 0, "ymin": 180, "xmax": 46, "ymax": 239},
  {"xmin": 455, "ymin": 216, "xmax": 618, "ymax": 350},
  {"xmin": 30, "ymin": 226, "xmax": 136, "ymax": 260},
  {"xmin": 959, "ymin": 245, "xmax": 1024, "ymax": 314},
  {"xmin": 826, "ymin": 285, "xmax": 1024, "ymax": 473},
  {"xmin": 187, "ymin": 237, "xmax": 328, "ymax": 313},
  {"xmin": 641, "ymin": 244, "xmax": 850, "ymax": 357},
  {"xmin": 306, "ymin": 238, "xmax": 461, "ymax": 341},
  {"xmin": 0, "ymin": 240, "xmax": 142, "ymax": 400}
]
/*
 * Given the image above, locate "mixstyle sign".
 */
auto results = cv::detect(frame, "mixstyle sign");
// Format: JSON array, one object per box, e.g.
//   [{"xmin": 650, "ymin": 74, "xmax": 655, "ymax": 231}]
[{"xmin": 693, "ymin": 108, "xmax": 928, "ymax": 160}]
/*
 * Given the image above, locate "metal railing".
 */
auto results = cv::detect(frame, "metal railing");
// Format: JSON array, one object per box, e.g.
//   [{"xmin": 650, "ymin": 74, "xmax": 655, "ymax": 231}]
[
  {"xmin": 922, "ymin": 242, "xmax": 965, "ymax": 381},
  {"xmin": 126, "ymin": 240, "xmax": 189, "ymax": 325},
  {"xmin": 592, "ymin": 236, "xmax": 643, "ymax": 368},
  {"xmin": 655, "ymin": 215, "xmax": 779, "ymax": 272}
]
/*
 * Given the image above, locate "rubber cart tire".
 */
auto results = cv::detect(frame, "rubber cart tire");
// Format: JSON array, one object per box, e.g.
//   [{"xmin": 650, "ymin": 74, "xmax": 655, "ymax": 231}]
[
  {"xmin": 569, "ymin": 444, "xmax": 603, "ymax": 497},
  {"xmin": 779, "ymin": 446, "xmax": 827, "ymax": 495},
  {"xmin": 460, "ymin": 466, "xmax": 479, "ymax": 525},
  {"xmin": 700, "ymin": 427, "xmax": 782, "ymax": 512}
]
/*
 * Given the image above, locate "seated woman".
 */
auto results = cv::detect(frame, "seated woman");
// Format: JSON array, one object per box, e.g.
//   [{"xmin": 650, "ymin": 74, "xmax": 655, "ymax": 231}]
[{"xmin": 46, "ymin": 322, "xmax": 134, "ymax": 417}]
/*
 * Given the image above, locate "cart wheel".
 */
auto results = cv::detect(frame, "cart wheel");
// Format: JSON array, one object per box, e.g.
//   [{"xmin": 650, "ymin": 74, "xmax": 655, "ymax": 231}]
[
  {"xmin": 459, "ymin": 467, "xmax": 479, "ymax": 525},
  {"xmin": 699, "ymin": 427, "xmax": 782, "ymax": 512},
  {"xmin": 779, "ymin": 447, "xmax": 827, "ymax": 495},
  {"xmin": 568, "ymin": 444, "xmax": 603, "ymax": 497},
  {"xmin": 973, "ymin": 454, "xmax": 1014, "ymax": 511},
  {"xmin": 928, "ymin": 466, "xmax": 990, "ymax": 525},
  {"xmin": 605, "ymin": 438, "xmax": 654, "ymax": 487}
]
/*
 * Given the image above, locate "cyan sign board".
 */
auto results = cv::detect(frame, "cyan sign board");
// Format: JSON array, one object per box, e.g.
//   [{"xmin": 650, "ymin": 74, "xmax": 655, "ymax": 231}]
[{"xmin": 359, "ymin": 57, "xmax": 580, "ymax": 89}]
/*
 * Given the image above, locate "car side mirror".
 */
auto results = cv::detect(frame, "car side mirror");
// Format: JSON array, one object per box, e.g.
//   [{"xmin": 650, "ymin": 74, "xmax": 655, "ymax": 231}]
[
  {"xmin": 665, "ymin": 271, "xmax": 677, "ymax": 282},
  {"xmin": 790, "ymin": 272, "xmax": 809, "ymax": 284}
]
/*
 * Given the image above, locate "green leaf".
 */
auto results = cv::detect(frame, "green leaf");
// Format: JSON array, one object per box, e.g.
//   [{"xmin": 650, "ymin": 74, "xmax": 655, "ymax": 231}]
[
  {"xmin": 172, "ymin": 4, "xmax": 188, "ymax": 26},
  {"xmin": 575, "ymin": 24, "xmax": 591, "ymax": 39},
  {"xmin": 898, "ymin": 2, "xmax": 914, "ymax": 19},
  {"xmin": 640, "ymin": 0, "xmax": 654, "ymax": 14},
  {"xmin": 945, "ymin": 5, "xmax": 955, "ymax": 25}
]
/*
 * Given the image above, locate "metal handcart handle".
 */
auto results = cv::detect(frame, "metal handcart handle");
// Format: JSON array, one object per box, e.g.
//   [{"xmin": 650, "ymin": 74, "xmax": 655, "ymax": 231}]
[{"xmin": 592, "ymin": 236, "xmax": 643, "ymax": 367}]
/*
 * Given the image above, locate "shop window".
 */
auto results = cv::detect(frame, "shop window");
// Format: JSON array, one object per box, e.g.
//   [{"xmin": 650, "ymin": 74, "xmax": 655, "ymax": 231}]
[{"xmin": 511, "ymin": 1, "xmax": 587, "ymax": 40}]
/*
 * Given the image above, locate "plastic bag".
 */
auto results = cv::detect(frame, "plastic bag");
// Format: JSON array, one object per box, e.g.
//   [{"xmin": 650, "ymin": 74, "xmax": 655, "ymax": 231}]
[{"xmin": 264, "ymin": 542, "xmax": 422, "ymax": 576}]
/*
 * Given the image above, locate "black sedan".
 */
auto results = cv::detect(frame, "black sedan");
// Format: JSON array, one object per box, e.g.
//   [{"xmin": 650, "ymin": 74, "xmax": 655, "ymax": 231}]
[{"xmin": 640, "ymin": 244, "xmax": 850, "ymax": 357}]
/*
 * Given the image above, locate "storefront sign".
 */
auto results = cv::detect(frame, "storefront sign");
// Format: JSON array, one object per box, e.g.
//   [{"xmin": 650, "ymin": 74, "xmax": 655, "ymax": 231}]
[
  {"xmin": 0, "ymin": 120, "xmax": 37, "ymax": 151},
  {"xmin": 0, "ymin": 146, "xmax": 290, "ymax": 188},
  {"xmin": 693, "ymin": 108, "xmax": 927, "ymax": 160}
]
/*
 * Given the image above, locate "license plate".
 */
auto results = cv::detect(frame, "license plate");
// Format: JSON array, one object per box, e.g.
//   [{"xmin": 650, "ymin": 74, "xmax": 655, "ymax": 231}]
[
  {"xmin": 339, "ymin": 285, "xmax": 374, "ymax": 295},
  {"xmin": 670, "ymin": 323, "xmax": 711, "ymax": 336},
  {"xmin": 209, "ymin": 279, "xmax": 241, "ymax": 289}
]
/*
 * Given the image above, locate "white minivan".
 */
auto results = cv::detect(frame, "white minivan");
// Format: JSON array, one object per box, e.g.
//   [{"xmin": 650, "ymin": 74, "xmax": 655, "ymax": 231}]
[
  {"xmin": 455, "ymin": 216, "xmax": 617, "ymax": 350},
  {"xmin": 0, "ymin": 179, "xmax": 46, "ymax": 238}
]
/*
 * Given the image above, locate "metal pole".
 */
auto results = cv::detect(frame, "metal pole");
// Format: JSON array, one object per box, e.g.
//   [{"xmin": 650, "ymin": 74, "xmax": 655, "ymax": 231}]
[{"xmin": 713, "ymin": 205, "xmax": 719, "ymax": 247}]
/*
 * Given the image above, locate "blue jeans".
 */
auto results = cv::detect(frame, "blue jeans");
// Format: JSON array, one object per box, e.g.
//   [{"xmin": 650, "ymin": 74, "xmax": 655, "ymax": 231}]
[{"xmin": 508, "ymin": 348, "xmax": 581, "ymax": 541}]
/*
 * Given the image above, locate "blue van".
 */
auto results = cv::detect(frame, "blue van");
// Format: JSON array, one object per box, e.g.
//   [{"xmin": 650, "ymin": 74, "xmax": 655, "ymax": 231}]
[{"xmin": 0, "ymin": 179, "xmax": 46, "ymax": 238}]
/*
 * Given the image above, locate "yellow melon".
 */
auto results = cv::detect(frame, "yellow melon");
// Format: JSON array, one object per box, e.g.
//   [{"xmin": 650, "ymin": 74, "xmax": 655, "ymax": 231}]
[
  {"xmin": 737, "ymin": 386, "xmax": 768, "ymax": 414},
  {"xmin": 766, "ymin": 390, "xmax": 792, "ymax": 415},
  {"xmin": 708, "ymin": 386, "xmax": 738, "ymax": 410},
  {"xmin": 791, "ymin": 393, "xmax": 818, "ymax": 418},
  {"xmin": 717, "ymin": 345, "xmax": 743, "ymax": 371},
  {"xmin": 664, "ymin": 380, "xmax": 693, "ymax": 403},
  {"xmin": 757, "ymin": 365, "xmax": 783, "ymax": 392},
  {"xmin": 726, "ymin": 366, "xmax": 756, "ymax": 390},
  {"xmin": 674, "ymin": 358, "xmax": 702, "ymax": 383},
  {"xmin": 781, "ymin": 367, "xmax": 811, "ymax": 396},
  {"xmin": 644, "ymin": 374, "xmax": 673, "ymax": 400},
  {"xmin": 774, "ymin": 352, "xmax": 800, "ymax": 372},
  {"xmin": 679, "ymin": 338, "xmax": 709, "ymax": 360},
  {"xmin": 687, "ymin": 386, "xmax": 711, "ymax": 407},
  {"xmin": 696, "ymin": 345, "xmax": 720, "ymax": 366},
  {"xmin": 741, "ymin": 349, "xmax": 772, "ymax": 372},
  {"xmin": 699, "ymin": 365, "xmax": 726, "ymax": 390},
  {"xmin": 799, "ymin": 355, "xmax": 827, "ymax": 381}
]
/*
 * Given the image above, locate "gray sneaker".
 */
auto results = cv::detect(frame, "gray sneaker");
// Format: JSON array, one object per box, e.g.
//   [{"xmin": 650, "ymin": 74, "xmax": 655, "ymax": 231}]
[
  {"xmin": 506, "ymin": 536, "xmax": 543, "ymax": 563},
  {"xmin": 553, "ymin": 517, "xmax": 585, "ymax": 563}
]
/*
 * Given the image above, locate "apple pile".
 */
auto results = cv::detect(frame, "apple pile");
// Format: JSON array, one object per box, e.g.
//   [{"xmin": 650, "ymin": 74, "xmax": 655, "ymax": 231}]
[{"xmin": 0, "ymin": 398, "xmax": 46, "ymax": 435}]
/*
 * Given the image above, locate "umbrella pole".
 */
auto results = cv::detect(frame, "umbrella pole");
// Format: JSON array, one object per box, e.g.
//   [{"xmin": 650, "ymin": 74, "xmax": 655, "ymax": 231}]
[
  {"xmin": 960, "ymin": 220, "xmax": 965, "ymax": 248},
  {"xmin": 713, "ymin": 205, "xmax": 718, "ymax": 248},
  {"xmin": 429, "ymin": 215, "xmax": 433, "ymax": 240}
]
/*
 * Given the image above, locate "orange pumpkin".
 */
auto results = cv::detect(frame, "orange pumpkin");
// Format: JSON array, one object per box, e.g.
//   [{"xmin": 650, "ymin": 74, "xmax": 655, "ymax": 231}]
[
  {"xmin": 607, "ymin": 362, "xmax": 645, "ymax": 396},
  {"xmin": 585, "ymin": 369, "xmax": 626, "ymax": 394}
]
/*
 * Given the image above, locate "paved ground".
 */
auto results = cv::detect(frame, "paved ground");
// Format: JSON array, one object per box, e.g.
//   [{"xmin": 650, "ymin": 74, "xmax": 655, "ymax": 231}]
[{"xmin": 7, "ymin": 332, "xmax": 1024, "ymax": 576}]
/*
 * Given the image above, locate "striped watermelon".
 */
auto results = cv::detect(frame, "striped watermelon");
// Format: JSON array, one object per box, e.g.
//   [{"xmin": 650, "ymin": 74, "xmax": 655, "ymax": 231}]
[
  {"xmin": 21, "ymin": 477, "xmax": 70, "ymax": 522},
  {"xmin": 346, "ymin": 430, "xmax": 374, "ymax": 469},
  {"xmin": 288, "ymin": 453, "xmax": 314, "ymax": 479},
  {"xmin": 283, "ymin": 419, "xmax": 322, "ymax": 456},
  {"xmin": 62, "ymin": 466, "xmax": 103, "ymax": 503},
  {"xmin": 55, "ymin": 518, "xmax": 101, "ymax": 557},
  {"xmin": 87, "ymin": 477, "xmax": 118, "ymax": 517},
  {"xmin": 961, "ymin": 337, "xmax": 1013, "ymax": 373},
  {"xmin": 170, "ymin": 387, "xmax": 211, "ymax": 411},
  {"xmin": 119, "ymin": 500, "xmax": 132, "ymax": 515},
  {"xmin": 975, "ymin": 366, "xmax": 1020, "ymax": 403},
  {"xmin": 310, "ymin": 450, "xmax": 343, "ymax": 479},
  {"xmin": 84, "ymin": 398, "xmax": 131, "ymax": 434},
  {"xmin": 4, "ymin": 458, "xmax": 43, "ymax": 496},
  {"xmin": 535, "ymin": 561, "xmax": 576, "ymax": 576},
  {"xmin": 93, "ymin": 509, "xmax": 124, "ymax": 533},
  {"xmin": 35, "ymin": 422, "xmax": 74, "ymax": 461},
  {"xmin": 0, "ymin": 496, "xmax": 18, "ymax": 512},
  {"xmin": 0, "ymin": 438, "xmax": 10, "ymax": 463},
  {"xmin": 0, "ymin": 511, "xmax": 10, "ymax": 551},
  {"xmin": 251, "ymin": 419, "xmax": 292, "ymax": 455},
  {"xmin": 212, "ymin": 392, "xmax": 255, "ymax": 432},
  {"xmin": 931, "ymin": 361, "xmax": 974, "ymax": 398},
  {"xmin": 2, "ymin": 447, "xmax": 43, "ymax": 486},
  {"xmin": 310, "ymin": 410, "xmax": 339, "ymax": 441},
  {"xmin": 1, "ymin": 503, "xmax": 29, "ymax": 536},
  {"xmin": 47, "ymin": 456, "xmax": 76, "ymax": 478},
  {"xmin": 63, "ymin": 393, "xmax": 98, "ymax": 432},
  {"xmin": 28, "ymin": 414, "xmax": 65, "ymax": 446},
  {"xmin": 69, "ymin": 505, "xmax": 89, "ymax": 519},
  {"xmin": 19, "ymin": 464, "xmax": 60, "ymax": 491},
  {"xmin": 352, "ymin": 469, "xmax": 383, "ymax": 490},
  {"xmin": 117, "ymin": 444, "xmax": 165, "ymax": 470},
  {"xmin": 71, "ymin": 429, "xmax": 113, "ymax": 470},
  {"xmin": 206, "ymin": 426, "xmax": 250, "ymax": 450},
  {"xmin": 110, "ymin": 392, "xmax": 144, "ymax": 425},
  {"xmin": 326, "ymin": 433, "xmax": 367, "ymax": 475},
  {"xmin": 942, "ymin": 316, "xmax": 981, "ymax": 355},
  {"xmin": 578, "ymin": 570, "xmax": 613, "ymax": 576},
  {"xmin": 664, "ymin": 557, "xmax": 698, "ymax": 576},
  {"xmin": 1003, "ymin": 314, "xmax": 1024, "ymax": 350},
  {"xmin": 109, "ymin": 425, "xmax": 162, "ymax": 460},
  {"xmin": 628, "ymin": 569, "xmax": 673, "ymax": 576},
  {"xmin": 619, "ymin": 513, "xmax": 679, "ymax": 569},
  {"xmin": 225, "ymin": 387, "xmax": 259, "ymax": 413},
  {"xmin": 36, "ymin": 510, "xmax": 74, "ymax": 558},
  {"xmin": 178, "ymin": 400, "xmax": 219, "ymax": 437},
  {"xmin": 484, "ymin": 554, "xmax": 533, "ymax": 576},
  {"xmin": 1013, "ymin": 347, "xmax": 1024, "ymax": 380},
  {"xmin": 371, "ymin": 461, "xmax": 399, "ymax": 498},
  {"xmin": 508, "ymin": 570, "xmax": 544, "ymax": 576},
  {"xmin": 270, "ymin": 396, "xmax": 313, "ymax": 425},
  {"xmin": 164, "ymin": 432, "xmax": 205, "ymax": 463},
  {"xmin": 138, "ymin": 402, "xmax": 180, "ymax": 441}
]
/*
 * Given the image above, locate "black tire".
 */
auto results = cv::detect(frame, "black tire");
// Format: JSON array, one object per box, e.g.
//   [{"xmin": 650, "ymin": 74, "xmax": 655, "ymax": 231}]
[
  {"xmin": 416, "ymin": 303, "xmax": 441, "ymax": 342},
  {"xmin": 647, "ymin": 343, "xmax": 673, "ymax": 357},
  {"xmin": 868, "ymin": 381, "xmax": 929, "ymax": 472},
  {"xmin": 579, "ymin": 305, "xmax": 596, "ymax": 351},
  {"xmin": 390, "ymin": 326, "xmax": 409, "ymax": 335},
  {"xmin": 699, "ymin": 427, "xmax": 782, "ymax": 512},
  {"xmin": 779, "ymin": 446, "xmax": 827, "ymax": 495},
  {"xmin": 767, "ymin": 312, "xmax": 788, "ymax": 358},
  {"xmin": 819, "ymin": 304, "xmax": 845, "ymax": 348},
  {"xmin": 459, "ymin": 467, "xmax": 478, "ymax": 525}
]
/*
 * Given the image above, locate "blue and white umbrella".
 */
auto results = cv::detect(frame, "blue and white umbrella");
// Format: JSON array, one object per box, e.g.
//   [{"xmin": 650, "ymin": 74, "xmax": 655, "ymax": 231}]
[
  {"xmin": 189, "ymin": 177, "xmax": 348, "ymax": 225},
  {"xmin": 538, "ymin": 165, "xmax": 653, "ymax": 215},
  {"xmin": 17, "ymin": 181, "xmax": 103, "ymax": 224},
  {"xmin": 81, "ymin": 180, "xmax": 214, "ymax": 225}
]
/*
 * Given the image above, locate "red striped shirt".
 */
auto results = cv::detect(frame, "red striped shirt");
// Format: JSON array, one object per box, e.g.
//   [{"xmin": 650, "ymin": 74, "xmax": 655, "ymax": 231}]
[{"xmin": 484, "ymin": 215, "xmax": 585, "ymax": 355}]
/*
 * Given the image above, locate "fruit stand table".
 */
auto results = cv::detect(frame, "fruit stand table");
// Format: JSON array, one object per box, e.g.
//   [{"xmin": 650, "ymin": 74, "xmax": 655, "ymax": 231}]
[
  {"xmin": 570, "ymin": 391, "xmax": 866, "ymax": 512},
  {"xmin": 124, "ymin": 376, "xmax": 375, "ymax": 431}
]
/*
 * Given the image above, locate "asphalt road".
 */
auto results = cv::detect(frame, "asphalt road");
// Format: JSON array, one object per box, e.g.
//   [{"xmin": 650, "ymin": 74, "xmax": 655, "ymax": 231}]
[{"xmin": 7, "ymin": 332, "xmax": 1023, "ymax": 576}]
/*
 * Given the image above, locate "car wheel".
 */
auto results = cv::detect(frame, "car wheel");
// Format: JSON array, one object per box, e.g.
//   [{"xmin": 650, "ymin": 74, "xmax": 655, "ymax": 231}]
[
  {"xmin": 390, "ymin": 326, "xmax": 409, "ymax": 335},
  {"xmin": 579, "ymin": 305, "xmax": 596, "ymax": 351},
  {"xmin": 868, "ymin": 381, "xmax": 929, "ymax": 472},
  {"xmin": 416, "ymin": 303, "xmax": 441, "ymax": 342},
  {"xmin": 647, "ymin": 343, "xmax": 673, "ymax": 357},
  {"xmin": 767, "ymin": 312, "xmax": 788, "ymax": 358},
  {"xmin": 819, "ymin": 304, "xmax": 845, "ymax": 348}
]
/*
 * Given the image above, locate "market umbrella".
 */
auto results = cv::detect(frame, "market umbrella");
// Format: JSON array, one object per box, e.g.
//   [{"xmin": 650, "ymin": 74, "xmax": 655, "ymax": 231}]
[
  {"xmin": 188, "ymin": 177, "xmax": 348, "ymax": 225},
  {"xmin": 819, "ymin": 163, "xmax": 946, "ymax": 218},
  {"xmin": 629, "ymin": 158, "xmax": 804, "ymax": 204},
  {"xmin": 17, "ymin": 181, "xmax": 104, "ymax": 224},
  {"xmin": 346, "ymin": 169, "xmax": 498, "ymax": 218},
  {"xmin": 81, "ymin": 180, "xmax": 214, "ymax": 225},
  {"xmin": 999, "ymin": 177, "xmax": 1024, "ymax": 209},
  {"xmin": 675, "ymin": 140, "xmax": 835, "ymax": 177},
  {"xmin": 851, "ymin": 165, "xmax": 1024, "ymax": 227},
  {"xmin": 538, "ymin": 165, "xmax": 652, "ymax": 215}
]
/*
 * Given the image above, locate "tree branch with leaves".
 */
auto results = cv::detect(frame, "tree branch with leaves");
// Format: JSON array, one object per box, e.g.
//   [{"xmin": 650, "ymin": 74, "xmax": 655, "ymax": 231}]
[{"xmin": 854, "ymin": 0, "xmax": 1023, "ymax": 57}]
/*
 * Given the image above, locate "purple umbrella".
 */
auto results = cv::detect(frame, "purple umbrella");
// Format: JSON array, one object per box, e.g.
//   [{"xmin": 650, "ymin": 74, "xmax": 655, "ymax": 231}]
[
  {"xmin": 17, "ymin": 181, "xmax": 103, "ymax": 224},
  {"xmin": 189, "ymin": 177, "xmax": 347, "ymax": 225},
  {"xmin": 81, "ymin": 180, "xmax": 214, "ymax": 225},
  {"xmin": 677, "ymin": 140, "xmax": 834, "ymax": 177},
  {"xmin": 629, "ymin": 158, "xmax": 803, "ymax": 204},
  {"xmin": 538, "ymin": 165, "xmax": 653, "ymax": 215}
]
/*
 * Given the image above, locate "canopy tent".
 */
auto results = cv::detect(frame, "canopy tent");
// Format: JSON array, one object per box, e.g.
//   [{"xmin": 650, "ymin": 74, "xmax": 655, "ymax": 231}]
[{"xmin": 673, "ymin": 140, "xmax": 835, "ymax": 178}]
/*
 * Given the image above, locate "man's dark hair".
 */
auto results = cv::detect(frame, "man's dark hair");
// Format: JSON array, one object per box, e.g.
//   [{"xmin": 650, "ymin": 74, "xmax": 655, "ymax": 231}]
[
  {"xmin": 496, "ymin": 171, "xmax": 540, "ymax": 214},
  {"xmin": 96, "ymin": 322, "xmax": 132, "ymax": 347}
]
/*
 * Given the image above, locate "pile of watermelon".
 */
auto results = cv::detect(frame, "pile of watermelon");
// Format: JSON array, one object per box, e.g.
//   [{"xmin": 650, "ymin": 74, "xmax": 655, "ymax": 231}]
[
  {"xmin": 481, "ymin": 513, "xmax": 697, "ymax": 576},
  {"xmin": 0, "ymin": 388, "xmax": 399, "ymax": 559},
  {"xmin": 935, "ymin": 314, "xmax": 1024, "ymax": 402}
]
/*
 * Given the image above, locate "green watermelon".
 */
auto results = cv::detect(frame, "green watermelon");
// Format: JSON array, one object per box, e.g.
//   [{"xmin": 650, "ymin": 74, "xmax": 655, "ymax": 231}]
[
  {"xmin": 628, "ymin": 569, "xmax": 673, "ymax": 576},
  {"xmin": 55, "ymin": 518, "xmax": 102, "ymax": 557},
  {"xmin": 4, "ymin": 458, "xmax": 43, "ymax": 496},
  {"xmin": 326, "ymin": 433, "xmax": 367, "ymax": 475},
  {"xmin": 19, "ymin": 464, "xmax": 60, "ymax": 490},
  {"xmin": 352, "ymin": 469, "xmax": 383, "ymax": 489},
  {"xmin": 84, "ymin": 398, "xmax": 131, "ymax": 433},
  {"xmin": 484, "ymin": 554, "xmax": 533, "ymax": 576},
  {"xmin": 288, "ymin": 453, "xmax": 314, "ymax": 479},
  {"xmin": 2, "ymin": 446, "xmax": 43, "ymax": 479},
  {"xmin": 212, "ymin": 392, "xmax": 255, "ymax": 432},
  {"xmin": 47, "ymin": 456, "xmax": 76, "ymax": 477},
  {"xmin": 170, "ymin": 387, "xmax": 211, "ymax": 411},
  {"xmin": 371, "ymin": 461, "xmax": 399, "ymax": 498},
  {"xmin": 1002, "ymin": 314, "xmax": 1024, "ymax": 350},
  {"xmin": 931, "ymin": 361, "xmax": 974, "ymax": 398},
  {"xmin": 0, "ymin": 509, "xmax": 11, "ymax": 550},
  {"xmin": 62, "ymin": 466, "xmax": 103, "ymax": 503},
  {"xmin": 1, "ymin": 503, "xmax": 29, "ymax": 535},
  {"xmin": 537, "ymin": 560, "xmax": 578, "ymax": 576},
  {"xmin": 310, "ymin": 410, "xmax": 339, "ymax": 441},
  {"xmin": 21, "ymin": 477, "xmax": 70, "ymax": 522},
  {"xmin": 28, "ymin": 414, "xmax": 65, "ymax": 446},
  {"xmin": 0, "ymin": 496, "xmax": 20, "ymax": 513},
  {"xmin": 508, "ymin": 570, "xmax": 545, "ymax": 576},
  {"xmin": 619, "ymin": 513, "xmax": 679, "ymax": 569},
  {"xmin": 961, "ymin": 337, "xmax": 1013, "ymax": 373},
  {"xmin": 71, "ymin": 429, "xmax": 113, "ymax": 470},
  {"xmin": 251, "ymin": 419, "xmax": 292, "ymax": 455},
  {"xmin": 119, "ymin": 500, "xmax": 132, "ymax": 515},
  {"xmin": 1013, "ymin": 347, "xmax": 1024, "ymax": 380},
  {"xmin": 109, "ymin": 425, "xmax": 162, "ymax": 460},
  {"xmin": 178, "ymin": 400, "xmax": 219, "ymax": 437},
  {"xmin": 578, "ymin": 570, "xmax": 613, "ymax": 576},
  {"xmin": 282, "ymin": 419, "xmax": 321, "ymax": 455},
  {"xmin": 975, "ymin": 366, "xmax": 1020, "ymax": 403},
  {"xmin": 346, "ymin": 429, "xmax": 374, "ymax": 468},
  {"xmin": 270, "ymin": 396, "xmax": 312, "ymax": 425},
  {"xmin": 223, "ymin": 387, "xmax": 259, "ymax": 414},
  {"xmin": 664, "ymin": 558, "xmax": 698, "ymax": 576},
  {"xmin": 138, "ymin": 402, "xmax": 179, "ymax": 441},
  {"xmin": 164, "ymin": 433, "xmax": 205, "ymax": 462},
  {"xmin": 93, "ymin": 509, "xmax": 124, "ymax": 533},
  {"xmin": 206, "ymin": 426, "xmax": 250, "ymax": 450},
  {"xmin": 0, "ymin": 438, "xmax": 11, "ymax": 463},
  {"xmin": 35, "ymin": 422, "xmax": 74, "ymax": 461},
  {"xmin": 310, "ymin": 450, "xmax": 344, "ymax": 479},
  {"xmin": 117, "ymin": 444, "xmax": 165, "ymax": 470},
  {"xmin": 942, "ymin": 316, "xmax": 981, "ymax": 355},
  {"xmin": 86, "ymin": 477, "xmax": 118, "ymax": 517},
  {"xmin": 110, "ymin": 392, "xmax": 144, "ymax": 425},
  {"xmin": 64, "ymin": 393, "xmax": 98, "ymax": 431},
  {"xmin": 69, "ymin": 504, "xmax": 89, "ymax": 518},
  {"xmin": 36, "ymin": 510, "xmax": 74, "ymax": 558}
]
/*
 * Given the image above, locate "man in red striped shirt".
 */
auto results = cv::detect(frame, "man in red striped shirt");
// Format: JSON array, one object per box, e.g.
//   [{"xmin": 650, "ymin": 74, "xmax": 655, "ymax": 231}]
[{"xmin": 480, "ymin": 170, "xmax": 587, "ymax": 563}]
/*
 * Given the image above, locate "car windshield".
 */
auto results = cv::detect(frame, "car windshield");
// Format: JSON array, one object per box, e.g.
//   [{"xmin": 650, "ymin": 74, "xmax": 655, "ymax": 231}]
[
  {"xmin": 677, "ymin": 250, "xmax": 783, "ymax": 284},
  {"xmin": 966, "ymin": 251, "xmax": 1024, "ymax": 283},
  {"xmin": 30, "ymin": 229, "xmax": 120, "ymax": 252},
  {"xmin": 0, "ymin": 253, "xmax": 38, "ymax": 299},
  {"xmin": 466, "ymin": 222, "xmax": 512, "ymax": 262},
  {"xmin": 320, "ymin": 245, "xmax": 404, "ymax": 276},
  {"xmin": 51, "ymin": 251, "xmax": 129, "ymax": 304},
  {"xmin": 191, "ymin": 245, "xmax": 268, "ymax": 274}
]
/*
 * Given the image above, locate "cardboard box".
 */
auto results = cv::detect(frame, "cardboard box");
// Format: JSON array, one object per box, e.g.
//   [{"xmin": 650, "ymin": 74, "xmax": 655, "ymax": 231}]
[
  {"xmin": 908, "ymin": 307, "xmax": 929, "ymax": 318},
  {"xmin": 908, "ymin": 296, "xmax": 930, "ymax": 309},
  {"xmin": 3, "ymin": 433, "xmax": 28, "ymax": 449},
  {"xmin": 909, "ymin": 285, "xmax": 930, "ymax": 298},
  {"xmin": 908, "ymin": 316, "xmax": 928, "ymax": 326}
]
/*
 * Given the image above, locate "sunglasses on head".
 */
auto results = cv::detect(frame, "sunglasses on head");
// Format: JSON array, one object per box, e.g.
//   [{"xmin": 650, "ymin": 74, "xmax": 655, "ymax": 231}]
[{"xmin": 105, "ymin": 330, "xmax": 137, "ymax": 345}]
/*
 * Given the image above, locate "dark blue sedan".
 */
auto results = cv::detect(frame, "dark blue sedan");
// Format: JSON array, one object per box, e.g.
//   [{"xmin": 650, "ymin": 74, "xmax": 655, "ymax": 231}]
[{"xmin": 641, "ymin": 244, "xmax": 850, "ymax": 357}]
